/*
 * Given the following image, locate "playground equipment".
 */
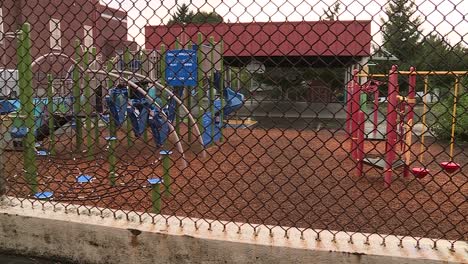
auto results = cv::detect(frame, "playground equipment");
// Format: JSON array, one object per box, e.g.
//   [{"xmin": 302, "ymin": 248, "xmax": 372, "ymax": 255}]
[
  {"xmin": 350, "ymin": 66, "xmax": 466, "ymax": 186},
  {"xmin": 0, "ymin": 23, "xmax": 245, "ymax": 213},
  {"xmin": 201, "ymin": 70, "xmax": 244, "ymax": 145},
  {"xmin": 348, "ymin": 65, "xmax": 414, "ymax": 187}
]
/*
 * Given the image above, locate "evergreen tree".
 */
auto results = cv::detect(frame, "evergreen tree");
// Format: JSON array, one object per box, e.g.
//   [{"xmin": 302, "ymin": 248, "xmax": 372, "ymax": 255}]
[
  {"xmin": 322, "ymin": 1, "xmax": 341, "ymax": 21},
  {"xmin": 380, "ymin": 0, "xmax": 422, "ymax": 62},
  {"xmin": 168, "ymin": 6, "xmax": 223, "ymax": 25},
  {"xmin": 191, "ymin": 11, "xmax": 224, "ymax": 24},
  {"xmin": 168, "ymin": 4, "xmax": 194, "ymax": 25}
]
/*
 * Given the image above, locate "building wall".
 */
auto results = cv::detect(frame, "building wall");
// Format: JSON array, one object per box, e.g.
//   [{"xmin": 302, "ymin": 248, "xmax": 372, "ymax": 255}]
[{"xmin": 0, "ymin": 0, "xmax": 132, "ymax": 96}]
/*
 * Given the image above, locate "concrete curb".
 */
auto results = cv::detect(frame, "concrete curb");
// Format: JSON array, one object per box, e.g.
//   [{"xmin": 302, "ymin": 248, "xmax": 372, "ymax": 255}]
[{"xmin": 0, "ymin": 197, "xmax": 466, "ymax": 264}]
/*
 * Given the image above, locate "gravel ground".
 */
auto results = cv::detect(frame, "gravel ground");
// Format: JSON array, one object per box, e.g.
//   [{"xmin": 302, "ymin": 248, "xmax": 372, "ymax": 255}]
[{"xmin": 4, "ymin": 124, "xmax": 467, "ymax": 241}]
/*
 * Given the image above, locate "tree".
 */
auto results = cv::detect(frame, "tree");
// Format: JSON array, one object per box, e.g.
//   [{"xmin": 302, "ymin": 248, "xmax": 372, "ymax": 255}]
[
  {"xmin": 322, "ymin": 1, "xmax": 341, "ymax": 21},
  {"xmin": 192, "ymin": 11, "xmax": 224, "ymax": 24},
  {"xmin": 168, "ymin": 6, "xmax": 223, "ymax": 25},
  {"xmin": 380, "ymin": 0, "xmax": 422, "ymax": 63},
  {"xmin": 167, "ymin": 4, "xmax": 194, "ymax": 25}
]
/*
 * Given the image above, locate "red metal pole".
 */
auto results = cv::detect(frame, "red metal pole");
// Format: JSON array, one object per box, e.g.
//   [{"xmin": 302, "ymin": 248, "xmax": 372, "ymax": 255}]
[
  {"xmin": 346, "ymin": 77, "xmax": 353, "ymax": 136},
  {"xmin": 356, "ymin": 110, "xmax": 365, "ymax": 176},
  {"xmin": 384, "ymin": 65, "xmax": 399, "ymax": 187},
  {"xmin": 351, "ymin": 69, "xmax": 361, "ymax": 160},
  {"xmin": 373, "ymin": 90, "xmax": 379, "ymax": 137}
]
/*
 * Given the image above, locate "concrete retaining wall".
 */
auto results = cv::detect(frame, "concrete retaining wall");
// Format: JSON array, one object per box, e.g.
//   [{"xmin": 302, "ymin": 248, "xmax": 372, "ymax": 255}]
[{"xmin": 0, "ymin": 197, "xmax": 466, "ymax": 264}]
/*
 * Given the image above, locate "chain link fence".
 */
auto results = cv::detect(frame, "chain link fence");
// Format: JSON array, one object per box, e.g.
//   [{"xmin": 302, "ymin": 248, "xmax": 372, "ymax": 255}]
[{"xmin": 0, "ymin": 0, "xmax": 466, "ymax": 250}]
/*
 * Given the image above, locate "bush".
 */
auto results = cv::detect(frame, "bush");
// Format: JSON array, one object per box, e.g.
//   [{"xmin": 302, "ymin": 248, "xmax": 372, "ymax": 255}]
[{"xmin": 432, "ymin": 93, "xmax": 468, "ymax": 142}]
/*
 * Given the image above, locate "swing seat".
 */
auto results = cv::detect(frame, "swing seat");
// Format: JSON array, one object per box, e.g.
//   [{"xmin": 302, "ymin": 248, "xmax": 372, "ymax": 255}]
[
  {"xmin": 362, "ymin": 157, "xmax": 406, "ymax": 170},
  {"xmin": 411, "ymin": 167, "xmax": 429, "ymax": 179},
  {"xmin": 440, "ymin": 161, "xmax": 460, "ymax": 174}
]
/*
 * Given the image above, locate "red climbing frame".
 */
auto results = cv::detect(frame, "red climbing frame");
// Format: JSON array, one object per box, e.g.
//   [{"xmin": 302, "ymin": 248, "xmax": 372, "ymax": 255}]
[{"xmin": 348, "ymin": 65, "xmax": 417, "ymax": 187}]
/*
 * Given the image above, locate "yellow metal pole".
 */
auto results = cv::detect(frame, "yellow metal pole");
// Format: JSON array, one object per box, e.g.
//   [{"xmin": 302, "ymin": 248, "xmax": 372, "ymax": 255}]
[
  {"xmin": 419, "ymin": 76, "xmax": 429, "ymax": 163},
  {"xmin": 449, "ymin": 78, "xmax": 459, "ymax": 159}
]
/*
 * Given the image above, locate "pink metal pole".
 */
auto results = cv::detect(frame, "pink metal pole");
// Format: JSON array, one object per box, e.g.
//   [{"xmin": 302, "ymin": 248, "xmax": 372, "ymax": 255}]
[
  {"xmin": 384, "ymin": 65, "xmax": 399, "ymax": 187},
  {"xmin": 346, "ymin": 78, "xmax": 353, "ymax": 136},
  {"xmin": 356, "ymin": 110, "xmax": 365, "ymax": 176},
  {"xmin": 351, "ymin": 69, "xmax": 361, "ymax": 160}
]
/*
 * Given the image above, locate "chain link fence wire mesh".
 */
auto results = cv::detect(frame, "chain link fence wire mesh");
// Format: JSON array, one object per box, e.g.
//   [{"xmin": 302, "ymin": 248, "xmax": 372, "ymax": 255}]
[{"xmin": 0, "ymin": 0, "xmax": 466, "ymax": 250}]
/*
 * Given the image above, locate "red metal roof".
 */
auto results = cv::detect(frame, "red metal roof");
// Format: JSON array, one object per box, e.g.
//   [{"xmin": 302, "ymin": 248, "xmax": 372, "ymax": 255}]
[{"xmin": 145, "ymin": 20, "xmax": 371, "ymax": 57}]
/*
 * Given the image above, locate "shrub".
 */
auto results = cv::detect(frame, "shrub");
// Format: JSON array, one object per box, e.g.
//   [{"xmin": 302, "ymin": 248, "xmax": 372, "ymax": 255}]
[{"xmin": 431, "ymin": 93, "xmax": 468, "ymax": 142}]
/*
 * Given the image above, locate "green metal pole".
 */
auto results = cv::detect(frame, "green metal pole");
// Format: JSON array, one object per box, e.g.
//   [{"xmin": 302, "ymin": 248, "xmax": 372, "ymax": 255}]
[
  {"xmin": 83, "ymin": 48, "xmax": 93, "ymax": 160},
  {"xmin": 219, "ymin": 40, "xmax": 224, "ymax": 142},
  {"xmin": 150, "ymin": 179, "xmax": 162, "ymax": 214},
  {"xmin": 17, "ymin": 23, "xmax": 37, "ymax": 193},
  {"xmin": 106, "ymin": 60, "xmax": 117, "ymax": 186},
  {"xmin": 209, "ymin": 36, "xmax": 215, "ymax": 145},
  {"xmin": 160, "ymin": 44, "xmax": 167, "ymax": 107},
  {"xmin": 90, "ymin": 47, "xmax": 100, "ymax": 150},
  {"xmin": 47, "ymin": 74, "xmax": 55, "ymax": 155},
  {"xmin": 160, "ymin": 150, "xmax": 172, "ymax": 197},
  {"xmin": 188, "ymin": 41, "xmax": 193, "ymax": 143},
  {"xmin": 174, "ymin": 39, "xmax": 181, "ymax": 136},
  {"xmin": 73, "ymin": 39, "xmax": 82, "ymax": 151},
  {"xmin": 140, "ymin": 50, "xmax": 148, "ymax": 143},
  {"xmin": 124, "ymin": 47, "xmax": 133, "ymax": 146},
  {"xmin": 232, "ymin": 68, "xmax": 238, "ymax": 90},
  {"xmin": 197, "ymin": 33, "xmax": 204, "ymax": 135},
  {"xmin": 107, "ymin": 60, "xmax": 116, "ymax": 137}
]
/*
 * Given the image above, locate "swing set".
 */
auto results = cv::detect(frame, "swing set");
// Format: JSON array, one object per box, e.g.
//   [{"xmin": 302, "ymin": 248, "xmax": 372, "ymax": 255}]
[{"xmin": 347, "ymin": 65, "xmax": 465, "ymax": 187}]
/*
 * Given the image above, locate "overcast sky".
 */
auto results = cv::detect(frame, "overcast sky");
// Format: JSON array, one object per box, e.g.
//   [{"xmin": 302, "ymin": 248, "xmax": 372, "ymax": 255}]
[{"xmin": 100, "ymin": 0, "xmax": 467, "ymax": 49}]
